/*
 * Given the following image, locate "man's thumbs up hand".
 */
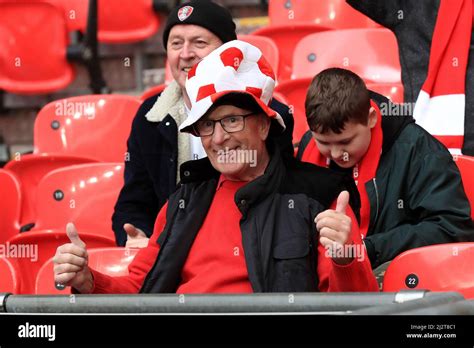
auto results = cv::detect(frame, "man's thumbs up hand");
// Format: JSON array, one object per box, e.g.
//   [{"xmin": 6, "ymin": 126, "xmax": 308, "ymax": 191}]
[
  {"xmin": 53, "ymin": 223, "xmax": 94, "ymax": 293},
  {"xmin": 314, "ymin": 191, "xmax": 353, "ymax": 264}
]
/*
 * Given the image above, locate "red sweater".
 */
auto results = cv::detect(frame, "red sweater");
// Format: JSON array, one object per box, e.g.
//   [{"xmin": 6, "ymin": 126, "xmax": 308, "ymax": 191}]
[{"xmin": 90, "ymin": 178, "xmax": 378, "ymax": 294}]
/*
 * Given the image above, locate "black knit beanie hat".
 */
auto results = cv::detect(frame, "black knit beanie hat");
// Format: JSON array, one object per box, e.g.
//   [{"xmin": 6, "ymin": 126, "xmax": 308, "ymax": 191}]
[{"xmin": 162, "ymin": 0, "xmax": 237, "ymax": 49}]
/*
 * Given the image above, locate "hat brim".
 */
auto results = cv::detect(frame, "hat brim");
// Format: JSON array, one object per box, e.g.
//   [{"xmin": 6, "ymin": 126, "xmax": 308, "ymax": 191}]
[{"xmin": 179, "ymin": 91, "xmax": 286, "ymax": 134}]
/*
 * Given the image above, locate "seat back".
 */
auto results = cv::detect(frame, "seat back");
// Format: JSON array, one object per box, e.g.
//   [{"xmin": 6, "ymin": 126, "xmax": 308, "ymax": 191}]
[
  {"xmin": 32, "ymin": 163, "xmax": 124, "ymax": 238},
  {"xmin": 383, "ymin": 243, "xmax": 474, "ymax": 299},
  {"xmin": 8, "ymin": 230, "xmax": 116, "ymax": 294},
  {"xmin": 366, "ymin": 82, "xmax": 404, "ymax": 104},
  {"xmin": 0, "ymin": 169, "xmax": 21, "ymax": 244},
  {"xmin": 269, "ymin": 0, "xmax": 380, "ymax": 28},
  {"xmin": 35, "ymin": 247, "xmax": 139, "ymax": 294},
  {"xmin": 33, "ymin": 94, "xmax": 140, "ymax": 162},
  {"xmin": 47, "ymin": 0, "xmax": 159, "ymax": 43},
  {"xmin": 0, "ymin": 257, "xmax": 20, "ymax": 294},
  {"xmin": 274, "ymin": 77, "xmax": 312, "ymax": 142},
  {"xmin": 453, "ymin": 155, "xmax": 474, "ymax": 219},
  {"xmin": 252, "ymin": 24, "xmax": 329, "ymax": 81},
  {"xmin": 0, "ymin": 1, "xmax": 74, "ymax": 93},
  {"xmin": 4, "ymin": 155, "xmax": 95, "ymax": 226},
  {"xmin": 292, "ymin": 28, "xmax": 401, "ymax": 83}
]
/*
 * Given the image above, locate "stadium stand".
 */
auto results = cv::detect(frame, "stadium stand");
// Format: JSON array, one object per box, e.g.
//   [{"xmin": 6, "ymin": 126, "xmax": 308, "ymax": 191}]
[
  {"xmin": 268, "ymin": 0, "xmax": 380, "ymax": 28},
  {"xmin": 292, "ymin": 28, "xmax": 401, "ymax": 82},
  {"xmin": 3, "ymin": 95, "xmax": 139, "ymax": 227},
  {"xmin": 365, "ymin": 82, "xmax": 404, "ymax": 104},
  {"xmin": 0, "ymin": 169, "xmax": 21, "ymax": 244},
  {"xmin": 35, "ymin": 247, "xmax": 139, "ymax": 294},
  {"xmin": 383, "ymin": 243, "xmax": 474, "ymax": 299},
  {"xmin": 453, "ymin": 155, "xmax": 474, "ymax": 219},
  {"xmin": 0, "ymin": 256, "xmax": 20, "ymax": 294}
]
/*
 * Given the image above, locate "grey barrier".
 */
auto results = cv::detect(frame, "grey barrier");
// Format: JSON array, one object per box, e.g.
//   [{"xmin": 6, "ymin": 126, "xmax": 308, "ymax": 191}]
[{"xmin": 0, "ymin": 290, "xmax": 466, "ymax": 314}]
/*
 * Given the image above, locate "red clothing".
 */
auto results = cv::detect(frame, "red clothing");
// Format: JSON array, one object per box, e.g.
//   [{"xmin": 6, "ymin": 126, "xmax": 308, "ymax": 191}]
[{"xmin": 90, "ymin": 178, "xmax": 378, "ymax": 294}]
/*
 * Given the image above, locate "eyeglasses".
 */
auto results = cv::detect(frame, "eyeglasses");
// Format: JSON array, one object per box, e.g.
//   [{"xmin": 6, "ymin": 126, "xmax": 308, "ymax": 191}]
[{"xmin": 192, "ymin": 112, "xmax": 257, "ymax": 137}]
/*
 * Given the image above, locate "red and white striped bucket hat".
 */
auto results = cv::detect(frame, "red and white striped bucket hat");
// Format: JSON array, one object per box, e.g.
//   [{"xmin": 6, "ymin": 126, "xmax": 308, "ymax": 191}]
[{"xmin": 179, "ymin": 40, "xmax": 285, "ymax": 133}]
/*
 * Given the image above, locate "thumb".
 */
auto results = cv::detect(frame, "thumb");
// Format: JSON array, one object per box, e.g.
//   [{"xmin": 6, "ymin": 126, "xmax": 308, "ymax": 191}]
[
  {"xmin": 335, "ymin": 191, "xmax": 350, "ymax": 214},
  {"xmin": 124, "ymin": 223, "xmax": 139, "ymax": 238},
  {"xmin": 66, "ymin": 223, "xmax": 85, "ymax": 248}
]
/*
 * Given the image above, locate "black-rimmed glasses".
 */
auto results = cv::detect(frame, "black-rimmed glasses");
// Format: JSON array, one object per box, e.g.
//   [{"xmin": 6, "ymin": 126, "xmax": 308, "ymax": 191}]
[{"xmin": 192, "ymin": 112, "xmax": 257, "ymax": 137}]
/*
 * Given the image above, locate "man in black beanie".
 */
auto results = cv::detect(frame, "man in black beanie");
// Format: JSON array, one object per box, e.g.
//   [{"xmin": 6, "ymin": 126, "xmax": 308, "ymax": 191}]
[{"xmin": 112, "ymin": 0, "xmax": 294, "ymax": 247}]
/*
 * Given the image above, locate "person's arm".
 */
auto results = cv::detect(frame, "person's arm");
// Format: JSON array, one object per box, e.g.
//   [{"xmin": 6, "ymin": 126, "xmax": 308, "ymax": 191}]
[
  {"xmin": 112, "ymin": 100, "xmax": 160, "ymax": 246},
  {"xmin": 317, "ymin": 199, "xmax": 379, "ymax": 292},
  {"xmin": 364, "ymin": 152, "xmax": 474, "ymax": 268},
  {"xmin": 346, "ymin": 0, "xmax": 405, "ymax": 29}
]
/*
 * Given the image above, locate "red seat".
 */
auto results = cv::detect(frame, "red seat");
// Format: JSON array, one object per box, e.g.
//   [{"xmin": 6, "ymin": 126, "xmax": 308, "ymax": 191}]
[
  {"xmin": 0, "ymin": 169, "xmax": 21, "ymax": 244},
  {"xmin": 366, "ymin": 82, "xmax": 404, "ymax": 104},
  {"xmin": 0, "ymin": 257, "xmax": 20, "ymax": 294},
  {"xmin": 31, "ymin": 163, "xmax": 124, "ymax": 239},
  {"xmin": 269, "ymin": 0, "xmax": 380, "ymax": 28},
  {"xmin": 274, "ymin": 77, "xmax": 312, "ymax": 142},
  {"xmin": 453, "ymin": 155, "xmax": 474, "ymax": 219},
  {"xmin": 141, "ymin": 83, "xmax": 167, "ymax": 101},
  {"xmin": 383, "ymin": 243, "xmax": 474, "ymax": 299},
  {"xmin": 252, "ymin": 24, "xmax": 329, "ymax": 81},
  {"xmin": 292, "ymin": 28, "xmax": 401, "ymax": 83},
  {"xmin": 35, "ymin": 247, "xmax": 139, "ymax": 294},
  {"xmin": 4, "ymin": 155, "xmax": 97, "ymax": 227},
  {"xmin": 33, "ymin": 94, "xmax": 140, "ymax": 161},
  {"xmin": 49, "ymin": 0, "xmax": 159, "ymax": 43},
  {"xmin": 0, "ymin": 1, "xmax": 74, "ymax": 94},
  {"xmin": 8, "ymin": 230, "xmax": 116, "ymax": 294}
]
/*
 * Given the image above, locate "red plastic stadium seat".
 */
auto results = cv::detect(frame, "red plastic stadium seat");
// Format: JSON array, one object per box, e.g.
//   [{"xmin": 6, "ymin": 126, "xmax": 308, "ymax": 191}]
[
  {"xmin": 274, "ymin": 77, "xmax": 312, "ymax": 142},
  {"xmin": 4, "ymin": 155, "xmax": 93, "ymax": 227},
  {"xmin": 141, "ymin": 83, "xmax": 167, "ymax": 101},
  {"xmin": 33, "ymin": 95, "xmax": 140, "ymax": 161},
  {"xmin": 292, "ymin": 28, "xmax": 401, "ymax": 83},
  {"xmin": 453, "ymin": 155, "xmax": 474, "ymax": 219},
  {"xmin": 31, "ymin": 163, "xmax": 124, "ymax": 239},
  {"xmin": 0, "ymin": 1, "xmax": 74, "ymax": 94},
  {"xmin": 0, "ymin": 257, "xmax": 20, "ymax": 294},
  {"xmin": 269, "ymin": 0, "xmax": 380, "ymax": 28},
  {"xmin": 252, "ymin": 24, "xmax": 330, "ymax": 81},
  {"xmin": 0, "ymin": 170, "xmax": 21, "ymax": 244},
  {"xmin": 35, "ymin": 247, "xmax": 139, "ymax": 294},
  {"xmin": 49, "ymin": 0, "xmax": 159, "ymax": 43},
  {"xmin": 383, "ymin": 243, "xmax": 474, "ymax": 299},
  {"xmin": 366, "ymin": 82, "xmax": 404, "ymax": 104},
  {"xmin": 8, "ymin": 230, "xmax": 116, "ymax": 294}
]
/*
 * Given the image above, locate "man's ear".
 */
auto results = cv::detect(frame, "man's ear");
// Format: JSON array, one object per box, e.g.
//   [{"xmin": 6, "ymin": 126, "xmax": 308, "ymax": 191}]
[
  {"xmin": 368, "ymin": 107, "xmax": 377, "ymax": 129},
  {"xmin": 259, "ymin": 115, "xmax": 272, "ymax": 140}
]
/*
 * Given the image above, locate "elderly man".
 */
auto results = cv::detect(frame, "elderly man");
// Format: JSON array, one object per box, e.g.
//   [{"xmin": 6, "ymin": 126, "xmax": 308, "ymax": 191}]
[
  {"xmin": 54, "ymin": 41, "xmax": 378, "ymax": 293},
  {"xmin": 113, "ymin": 0, "xmax": 294, "ymax": 248}
]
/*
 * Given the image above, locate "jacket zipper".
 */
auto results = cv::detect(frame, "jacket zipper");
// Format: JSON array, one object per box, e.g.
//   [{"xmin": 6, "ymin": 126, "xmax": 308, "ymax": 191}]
[{"xmin": 372, "ymin": 178, "xmax": 379, "ymax": 225}]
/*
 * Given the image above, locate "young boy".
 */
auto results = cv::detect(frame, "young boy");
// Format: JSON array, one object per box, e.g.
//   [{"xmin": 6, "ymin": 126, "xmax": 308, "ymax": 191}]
[{"xmin": 297, "ymin": 68, "xmax": 474, "ymax": 269}]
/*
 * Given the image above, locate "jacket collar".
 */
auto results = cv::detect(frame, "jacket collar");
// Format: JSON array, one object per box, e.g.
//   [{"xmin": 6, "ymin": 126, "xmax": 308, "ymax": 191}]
[{"xmin": 145, "ymin": 80, "xmax": 186, "ymax": 123}]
